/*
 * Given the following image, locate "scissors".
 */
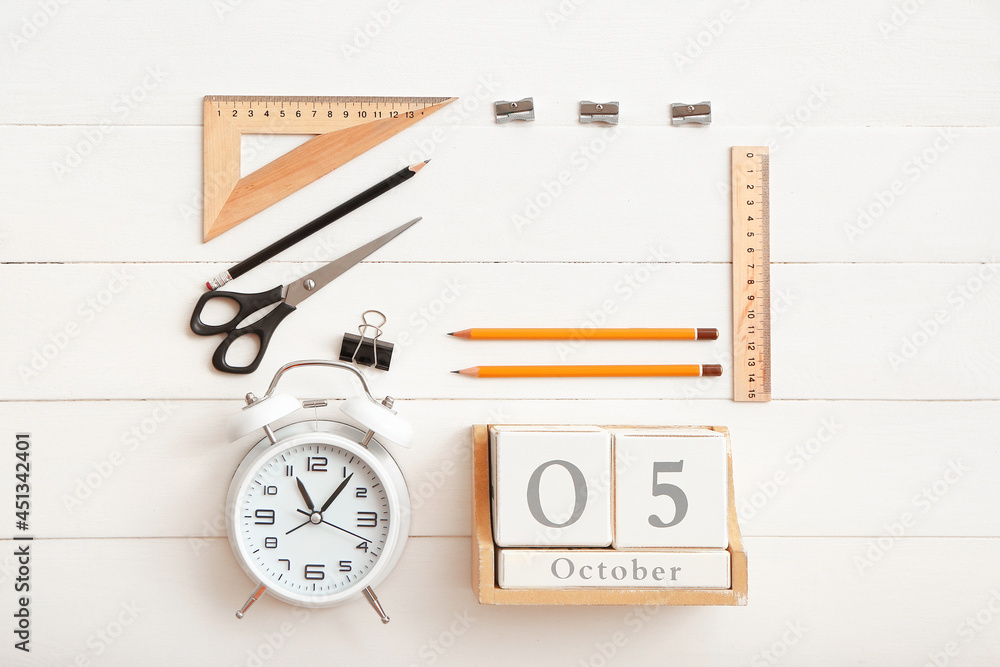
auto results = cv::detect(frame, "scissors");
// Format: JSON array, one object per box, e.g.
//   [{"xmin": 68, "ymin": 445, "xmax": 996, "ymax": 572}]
[{"xmin": 190, "ymin": 217, "xmax": 421, "ymax": 374}]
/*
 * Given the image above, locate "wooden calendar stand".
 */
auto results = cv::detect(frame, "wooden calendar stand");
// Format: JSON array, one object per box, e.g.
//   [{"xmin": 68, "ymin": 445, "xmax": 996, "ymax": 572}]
[{"xmin": 472, "ymin": 424, "xmax": 748, "ymax": 606}]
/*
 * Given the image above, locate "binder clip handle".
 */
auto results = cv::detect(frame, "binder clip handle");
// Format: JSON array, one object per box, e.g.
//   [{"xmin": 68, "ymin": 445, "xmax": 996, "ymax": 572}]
[{"xmin": 340, "ymin": 310, "xmax": 395, "ymax": 371}]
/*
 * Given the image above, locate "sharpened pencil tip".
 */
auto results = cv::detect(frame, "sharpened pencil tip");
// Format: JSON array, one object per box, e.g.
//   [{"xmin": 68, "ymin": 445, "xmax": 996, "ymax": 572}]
[
  {"xmin": 446, "ymin": 332, "xmax": 455, "ymax": 336},
  {"xmin": 424, "ymin": 159, "xmax": 431, "ymax": 163},
  {"xmin": 450, "ymin": 370, "xmax": 459, "ymax": 374},
  {"xmin": 410, "ymin": 160, "xmax": 430, "ymax": 173}
]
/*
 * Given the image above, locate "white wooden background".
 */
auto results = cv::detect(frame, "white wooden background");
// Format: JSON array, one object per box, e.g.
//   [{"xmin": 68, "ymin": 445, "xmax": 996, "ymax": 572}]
[{"xmin": 1, "ymin": 1, "xmax": 999, "ymax": 664}]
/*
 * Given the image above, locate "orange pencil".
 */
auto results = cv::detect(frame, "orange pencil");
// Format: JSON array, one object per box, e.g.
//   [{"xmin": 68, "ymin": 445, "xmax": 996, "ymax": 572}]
[
  {"xmin": 448, "ymin": 328, "xmax": 718, "ymax": 340},
  {"xmin": 452, "ymin": 364, "xmax": 723, "ymax": 378}
]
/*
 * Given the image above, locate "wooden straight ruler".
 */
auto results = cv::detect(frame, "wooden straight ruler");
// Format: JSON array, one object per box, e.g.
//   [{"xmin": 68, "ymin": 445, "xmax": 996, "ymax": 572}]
[
  {"xmin": 731, "ymin": 147, "xmax": 771, "ymax": 402},
  {"xmin": 202, "ymin": 95, "xmax": 456, "ymax": 242}
]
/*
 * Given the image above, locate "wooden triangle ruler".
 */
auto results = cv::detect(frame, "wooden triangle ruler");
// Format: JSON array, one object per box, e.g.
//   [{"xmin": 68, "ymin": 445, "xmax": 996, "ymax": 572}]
[{"xmin": 202, "ymin": 95, "xmax": 457, "ymax": 242}]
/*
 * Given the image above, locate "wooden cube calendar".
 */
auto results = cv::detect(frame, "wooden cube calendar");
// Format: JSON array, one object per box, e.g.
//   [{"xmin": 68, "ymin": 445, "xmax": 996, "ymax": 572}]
[{"xmin": 473, "ymin": 425, "xmax": 748, "ymax": 606}]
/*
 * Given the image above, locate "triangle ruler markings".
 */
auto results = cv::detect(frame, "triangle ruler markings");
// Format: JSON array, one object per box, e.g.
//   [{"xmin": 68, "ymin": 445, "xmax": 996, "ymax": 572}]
[{"xmin": 202, "ymin": 95, "xmax": 457, "ymax": 242}]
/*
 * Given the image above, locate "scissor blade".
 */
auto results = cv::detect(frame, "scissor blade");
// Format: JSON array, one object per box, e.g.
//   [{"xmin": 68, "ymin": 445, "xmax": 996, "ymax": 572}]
[{"xmin": 284, "ymin": 217, "xmax": 422, "ymax": 306}]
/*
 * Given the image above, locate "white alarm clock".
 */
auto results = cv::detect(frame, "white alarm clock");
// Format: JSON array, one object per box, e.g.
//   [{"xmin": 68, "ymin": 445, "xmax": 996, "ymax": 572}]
[{"xmin": 224, "ymin": 359, "xmax": 413, "ymax": 623}]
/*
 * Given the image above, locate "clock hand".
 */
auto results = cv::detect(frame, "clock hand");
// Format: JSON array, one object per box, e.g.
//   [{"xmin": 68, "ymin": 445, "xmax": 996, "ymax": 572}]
[
  {"xmin": 295, "ymin": 477, "xmax": 315, "ymax": 511},
  {"xmin": 320, "ymin": 472, "xmax": 354, "ymax": 512},
  {"xmin": 296, "ymin": 508, "xmax": 372, "ymax": 543},
  {"xmin": 285, "ymin": 518, "xmax": 311, "ymax": 535},
  {"xmin": 322, "ymin": 520, "xmax": 372, "ymax": 544}
]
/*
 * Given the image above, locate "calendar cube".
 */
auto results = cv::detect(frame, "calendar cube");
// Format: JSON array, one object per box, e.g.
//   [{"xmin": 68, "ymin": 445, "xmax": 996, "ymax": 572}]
[
  {"xmin": 612, "ymin": 428, "xmax": 729, "ymax": 549},
  {"xmin": 490, "ymin": 425, "xmax": 613, "ymax": 547}
]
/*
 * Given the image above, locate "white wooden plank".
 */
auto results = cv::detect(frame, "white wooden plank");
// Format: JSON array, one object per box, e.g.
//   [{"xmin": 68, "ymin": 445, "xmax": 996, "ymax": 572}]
[
  {"xmin": 3, "ymin": 262, "xmax": 999, "ymax": 400},
  {"xmin": 2, "ymin": 125, "xmax": 997, "ymax": 264},
  {"xmin": 1, "ymin": 536, "xmax": 998, "ymax": 665},
  {"xmin": 1, "ymin": 1, "xmax": 997, "ymax": 127},
  {"xmin": 3, "ymin": 399, "xmax": 995, "ymax": 539}
]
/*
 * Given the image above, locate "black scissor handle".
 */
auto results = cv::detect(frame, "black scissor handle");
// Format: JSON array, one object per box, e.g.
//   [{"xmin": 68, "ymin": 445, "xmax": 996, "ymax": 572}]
[
  {"xmin": 211, "ymin": 302, "xmax": 297, "ymax": 374},
  {"xmin": 190, "ymin": 286, "xmax": 284, "ymax": 336}
]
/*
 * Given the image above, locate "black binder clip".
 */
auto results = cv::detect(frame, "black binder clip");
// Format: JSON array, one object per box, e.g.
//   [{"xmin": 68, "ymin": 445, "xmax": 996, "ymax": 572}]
[{"xmin": 339, "ymin": 310, "xmax": 394, "ymax": 371}]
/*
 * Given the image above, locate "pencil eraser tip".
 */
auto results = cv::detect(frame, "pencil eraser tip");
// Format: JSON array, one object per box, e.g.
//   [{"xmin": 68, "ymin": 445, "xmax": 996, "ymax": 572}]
[{"xmin": 703, "ymin": 364, "xmax": 723, "ymax": 377}]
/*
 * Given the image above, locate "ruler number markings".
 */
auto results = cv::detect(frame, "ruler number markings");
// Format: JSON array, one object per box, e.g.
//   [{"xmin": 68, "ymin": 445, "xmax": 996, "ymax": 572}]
[{"xmin": 732, "ymin": 147, "xmax": 771, "ymax": 402}]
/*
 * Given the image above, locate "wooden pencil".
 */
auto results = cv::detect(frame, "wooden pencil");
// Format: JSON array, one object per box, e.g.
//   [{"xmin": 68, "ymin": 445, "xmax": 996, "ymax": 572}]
[
  {"xmin": 452, "ymin": 364, "xmax": 723, "ymax": 378},
  {"xmin": 206, "ymin": 160, "xmax": 429, "ymax": 289},
  {"xmin": 448, "ymin": 328, "xmax": 718, "ymax": 340}
]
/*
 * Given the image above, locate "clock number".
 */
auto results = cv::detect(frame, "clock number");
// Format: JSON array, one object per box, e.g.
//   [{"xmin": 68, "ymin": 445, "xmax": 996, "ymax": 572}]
[
  {"xmin": 355, "ymin": 487, "xmax": 367, "ymax": 498},
  {"xmin": 307, "ymin": 456, "xmax": 327, "ymax": 472},
  {"xmin": 526, "ymin": 460, "xmax": 587, "ymax": 528},
  {"xmin": 285, "ymin": 465, "xmax": 293, "ymax": 477},
  {"xmin": 263, "ymin": 485, "xmax": 277, "ymax": 495},
  {"xmin": 278, "ymin": 558, "xmax": 290, "ymax": 571},
  {"xmin": 356, "ymin": 541, "xmax": 368, "ymax": 552},
  {"xmin": 647, "ymin": 461, "xmax": 688, "ymax": 528},
  {"xmin": 254, "ymin": 509, "xmax": 275, "ymax": 525},
  {"xmin": 357, "ymin": 511, "xmax": 377, "ymax": 528},
  {"xmin": 304, "ymin": 564, "xmax": 325, "ymax": 581},
  {"xmin": 264, "ymin": 537, "xmax": 277, "ymax": 549},
  {"xmin": 339, "ymin": 560, "xmax": 352, "ymax": 572}
]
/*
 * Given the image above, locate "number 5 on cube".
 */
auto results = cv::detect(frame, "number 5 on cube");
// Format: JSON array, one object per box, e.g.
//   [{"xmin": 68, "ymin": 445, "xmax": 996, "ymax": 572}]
[{"xmin": 612, "ymin": 429, "xmax": 729, "ymax": 549}]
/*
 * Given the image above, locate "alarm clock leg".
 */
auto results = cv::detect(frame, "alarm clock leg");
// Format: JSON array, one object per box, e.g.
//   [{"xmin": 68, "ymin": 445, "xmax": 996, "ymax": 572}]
[
  {"xmin": 235, "ymin": 583, "xmax": 267, "ymax": 619},
  {"xmin": 363, "ymin": 586, "xmax": 390, "ymax": 624}
]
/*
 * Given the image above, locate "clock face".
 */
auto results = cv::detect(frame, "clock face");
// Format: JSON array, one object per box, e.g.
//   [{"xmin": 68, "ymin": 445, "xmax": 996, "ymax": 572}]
[{"xmin": 235, "ymin": 441, "xmax": 393, "ymax": 601}]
